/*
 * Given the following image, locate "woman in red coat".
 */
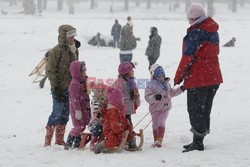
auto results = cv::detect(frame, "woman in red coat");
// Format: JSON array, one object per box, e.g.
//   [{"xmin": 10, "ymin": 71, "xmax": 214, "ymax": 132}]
[
  {"xmin": 174, "ymin": 3, "xmax": 223, "ymax": 153},
  {"xmin": 94, "ymin": 88, "xmax": 135, "ymax": 154}
]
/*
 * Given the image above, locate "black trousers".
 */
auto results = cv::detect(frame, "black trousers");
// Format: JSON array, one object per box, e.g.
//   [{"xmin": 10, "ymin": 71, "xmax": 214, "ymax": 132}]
[
  {"xmin": 187, "ymin": 85, "xmax": 220, "ymax": 137},
  {"xmin": 148, "ymin": 56, "xmax": 159, "ymax": 69}
]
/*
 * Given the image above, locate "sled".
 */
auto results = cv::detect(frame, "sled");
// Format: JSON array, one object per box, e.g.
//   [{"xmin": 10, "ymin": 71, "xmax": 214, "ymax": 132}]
[
  {"xmin": 124, "ymin": 129, "xmax": 144, "ymax": 151},
  {"xmin": 101, "ymin": 130, "xmax": 129, "ymax": 153},
  {"xmin": 79, "ymin": 132, "xmax": 92, "ymax": 149},
  {"xmin": 28, "ymin": 57, "xmax": 48, "ymax": 83}
]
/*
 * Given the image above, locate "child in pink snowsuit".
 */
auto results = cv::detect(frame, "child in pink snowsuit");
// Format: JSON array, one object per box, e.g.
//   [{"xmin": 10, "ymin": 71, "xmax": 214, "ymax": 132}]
[
  {"xmin": 145, "ymin": 64, "xmax": 184, "ymax": 147},
  {"xmin": 64, "ymin": 61, "xmax": 91, "ymax": 150}
]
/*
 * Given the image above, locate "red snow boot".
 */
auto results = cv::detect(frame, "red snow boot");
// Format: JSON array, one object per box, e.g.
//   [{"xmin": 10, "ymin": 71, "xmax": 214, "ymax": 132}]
[
  {"xmin": 44, "ymin": 125, "xmax": 55, "ymax": 147},
  {"xmin": 55, "ymin": 124, "xmax": 66, "ymax": 145}
]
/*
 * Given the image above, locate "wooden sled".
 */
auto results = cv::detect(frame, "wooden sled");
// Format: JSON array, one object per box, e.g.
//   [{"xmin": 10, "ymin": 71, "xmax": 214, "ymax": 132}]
[
  {"xmin": 29, "ymin": 57, "xmax": 48, "ymax": 83},
  {"xmin": 101, "ymin": 130, "xmax": 129, "ymax": 153},
  {"xmin": 136, "ymin": 129, "xmax": 144, "ymax": 150},
  {"xmin": 125, "ymin": 129, "xmax": 144, "ymax": 151},
  {"xmin": 79, "ymin": 132, "xmax": 92, "ymax": 150}
]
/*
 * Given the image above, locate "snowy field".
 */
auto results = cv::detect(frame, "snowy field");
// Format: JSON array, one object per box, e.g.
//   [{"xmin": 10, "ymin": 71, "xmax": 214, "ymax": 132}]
[{"xmin": 0, "ymin": 1, "xmax": 250, "ymax": 167}]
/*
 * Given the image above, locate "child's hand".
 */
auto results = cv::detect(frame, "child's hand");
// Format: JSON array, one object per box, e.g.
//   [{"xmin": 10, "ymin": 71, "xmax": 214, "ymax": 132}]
[{"xmin": 155, "ymin": 94, "xmax": 162, "ymax": 101}]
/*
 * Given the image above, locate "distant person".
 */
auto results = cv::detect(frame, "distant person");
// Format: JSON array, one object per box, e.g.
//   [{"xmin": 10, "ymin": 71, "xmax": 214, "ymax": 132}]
[
  {"xmin": 223, "ymin": 37, "xmax": 236, "ymax": 47},
  {"xmin": 119, "ymin": 23, "xmax": 137, "ymax": 63},
  {"xmin": 145, "ymin": 27, "xmax": 162, "ymax": 69},
  {"xmin": 88, "ymin": 32, "xmax": 106, "ymax": 47},
  {"xmin": 127, "ymin": 16, "xmax": 133, "ymax": 32},
  {"xmin": 174, "ymin": 4, "xmax": 223, "ymax": 153},
  {"xmin": 111, "ymin": 19, "xmax": 122, "ymax": 48}
]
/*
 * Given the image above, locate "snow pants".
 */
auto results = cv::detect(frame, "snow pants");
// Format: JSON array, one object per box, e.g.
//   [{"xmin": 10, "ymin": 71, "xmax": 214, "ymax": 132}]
[{"xmin": 151, "ymin": 110, "xmax": 170, "ymax": 130}]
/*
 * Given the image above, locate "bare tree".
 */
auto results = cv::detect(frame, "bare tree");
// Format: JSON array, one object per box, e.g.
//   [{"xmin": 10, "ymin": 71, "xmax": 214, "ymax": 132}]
[
  {"xmin": 147, "ymin": 0, "xmax": 151, "ymax": 9},
  {"xmin": 185, "ymin": 0, "xmax": 191, "ymax": 11},
  {"xmin": 206, "ymin": 0, "xmax": 214, "ymax": 17},
  {"xmin": 23, "ymin": 0, "xmax": 36, "ymax": 15},
  {"xmin": 43, "ymin": 0, "xmax": 47, "ymax": 10},
  {"xmin": 68, "ymin": 0, "xmax": 75, "ymax": 14},
  {"xmin": 90, "ymin": 0, "xmax": 98, "ymax": 9},
  {"xmin": 37, "ymin": 0, "xmax": 43, "ymax": 13},
  {"xmin": 232, "ymin": 0, "xmax": 237, "ymax": 13},
  {"xmin": 240, "ymin": 0, "xmax": 244, "ymax": 7},
  {"xmin": 57, "ymin": 0, "xmax": 63, "ymax": 11},
  {"xmin": 10, "ymin": 0, "xmax": 17, "ymax": 6},
  {"xmin": 124, "ymin": 0, "xmax": 129, "ymax": 11},
  {"xmin": 135, "ymin": 0, "xmax": 140, "ymax": 7}
]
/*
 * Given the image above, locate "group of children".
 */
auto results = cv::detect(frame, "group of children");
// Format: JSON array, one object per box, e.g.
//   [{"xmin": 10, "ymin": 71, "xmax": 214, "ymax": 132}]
[{"xmin": 62, "ymin": 60, "xmax": 184, "ymax": 153}]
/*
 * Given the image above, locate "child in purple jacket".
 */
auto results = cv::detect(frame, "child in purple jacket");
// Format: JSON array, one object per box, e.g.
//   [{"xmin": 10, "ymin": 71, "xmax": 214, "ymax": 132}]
[
  {"xmin": 145, "ymin": 64, "xmax": 184, "ymax": 148},
  {"xmin": 64, "ymin": 61, "xmax": 91, "ymax": 150}
]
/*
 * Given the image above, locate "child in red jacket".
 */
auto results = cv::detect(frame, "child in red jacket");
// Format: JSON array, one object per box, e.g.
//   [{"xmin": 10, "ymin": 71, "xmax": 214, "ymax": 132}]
[{"xmin": 94, "ymin": 88, "xmax": 135, "ymax": 154}]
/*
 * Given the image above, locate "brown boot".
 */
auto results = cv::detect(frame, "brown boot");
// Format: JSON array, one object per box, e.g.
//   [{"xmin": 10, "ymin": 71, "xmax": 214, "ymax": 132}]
[
  {"xmin": 44, "ymin": 125, "xmax": 55, "ymax": 147},
  {"xmin": 55, "ymin": 124, "xmax": 66, "ymax": 145}
]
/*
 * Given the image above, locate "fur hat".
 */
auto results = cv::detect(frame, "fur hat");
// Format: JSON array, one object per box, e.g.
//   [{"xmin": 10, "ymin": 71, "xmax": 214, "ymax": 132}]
[
  {"xmin": 187, "ymin": 3, "xmax": 206, "ymax": 19},
  {"xmin": 118, "ymin": 62, "xmax": 135, "ymax": 75}
]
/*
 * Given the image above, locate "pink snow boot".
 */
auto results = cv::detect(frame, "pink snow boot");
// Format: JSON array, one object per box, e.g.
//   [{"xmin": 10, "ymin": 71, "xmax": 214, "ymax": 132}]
[{"xmin": 90, "ymin": 136, "xmax": 97, "ymax": 151}]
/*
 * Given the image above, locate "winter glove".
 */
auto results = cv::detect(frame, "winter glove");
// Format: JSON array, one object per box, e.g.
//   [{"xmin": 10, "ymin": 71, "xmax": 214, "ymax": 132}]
[
  {"xmin": 155, "ymin": 94, "xmax": 162, "ymax": 101},
  {"xmin": 74, "ymin": 39, "xmax": 81, "ymax": 49},
  {"xmin": 53, "ymin": 87, "xmax": 68, "ymax": 103},
  {"xmin": 75, "ymin": 110, "xmax": 83, "ymax": 120}
]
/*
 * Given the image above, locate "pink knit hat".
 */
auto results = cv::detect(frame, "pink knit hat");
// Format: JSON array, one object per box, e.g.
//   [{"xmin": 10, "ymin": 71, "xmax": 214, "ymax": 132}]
[
  {"xmin": 107, "ymin": 88, "xmax": 124, "ymax": 107},
  {"xmin": 118, "ymin": 62, "xmax": 135, "ymax": 75},
  {"xmin": 187, "ymin": 3, "xmax": 206, "ymax": 19}
]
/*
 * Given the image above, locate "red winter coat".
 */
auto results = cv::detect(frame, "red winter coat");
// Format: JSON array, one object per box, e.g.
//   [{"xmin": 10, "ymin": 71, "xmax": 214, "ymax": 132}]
[
  {"xmin": 102, "ymin": 104, "xmax": 132, "ymax": 149},
  {"xmin": 174, "ymin": 17, "xmax": 223, "ymax": 88}
]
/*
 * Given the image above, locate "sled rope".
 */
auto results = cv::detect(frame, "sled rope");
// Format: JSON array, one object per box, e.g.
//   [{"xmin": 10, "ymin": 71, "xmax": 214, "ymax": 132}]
[{"xmin": 133, "ymin": 111, "xmax": 150, "ymax": 129}]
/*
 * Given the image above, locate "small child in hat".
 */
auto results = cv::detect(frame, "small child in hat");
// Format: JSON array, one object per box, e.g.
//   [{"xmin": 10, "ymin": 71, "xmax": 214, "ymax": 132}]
[
  {"xmin": 113, "ymin": 61, "xmax": 140, "ymax": 126},
  {"xmin": 145, "ymin": 64, "xmax": 184, "ymax": 148},
  {"xmin": 94, "ymin": 88, "xmax": 136, "ymax": 154}
]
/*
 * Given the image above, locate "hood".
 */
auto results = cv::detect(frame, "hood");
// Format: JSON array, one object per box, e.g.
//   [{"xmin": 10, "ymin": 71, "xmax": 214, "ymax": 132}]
[
  {"xmin": 150, "ymin": 27, "xmax": 158, "ymax": 36},
  {"xmin": 188, "ymin": 17, "xmax": 219, "ymax": 33},
  {"xmin": 70, "ymin": 61, "xmax": 86, "ymax": 82},
  {"xmin": 58, "ymin": 24, "xmax": 76, "ymax": 45}
]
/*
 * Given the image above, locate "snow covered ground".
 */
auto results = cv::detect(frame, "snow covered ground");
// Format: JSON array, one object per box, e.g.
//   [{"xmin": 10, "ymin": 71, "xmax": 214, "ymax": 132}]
[{"xmin": 0, "ymin": 1, "xmax": 250, "ymax": 167}]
